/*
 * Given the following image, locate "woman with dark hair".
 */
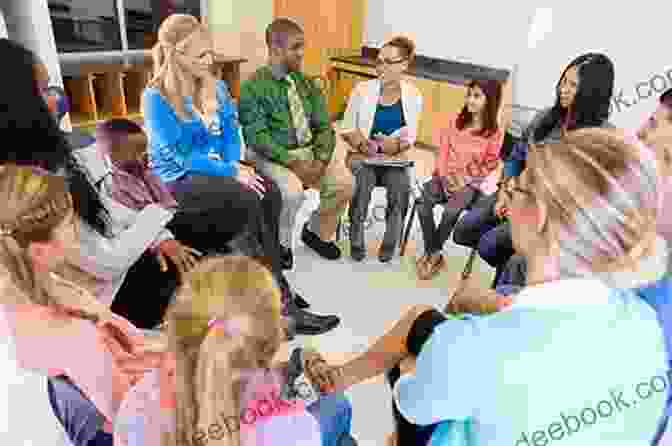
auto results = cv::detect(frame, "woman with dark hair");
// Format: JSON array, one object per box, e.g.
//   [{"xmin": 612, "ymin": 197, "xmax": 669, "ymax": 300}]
[
  {"xmin": 340, "ymin": 36, "xmax": 422, "ymax": 262},
  {"xmin": 0, "ymin": 38, "xmax": 111, "ymax": 238},
  {"xmin": 453, "ymin": 52, "xmax": 615, "ymax": 290},
  {"xmin": 415, "ymin": 78, "xmax": 504, "ymax": 279}
]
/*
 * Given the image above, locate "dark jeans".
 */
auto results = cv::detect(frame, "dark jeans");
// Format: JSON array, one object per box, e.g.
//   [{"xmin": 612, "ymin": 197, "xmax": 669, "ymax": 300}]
[
  {"xmin": 349, "ymin": 162, "xmax": 410, "ymax": 225},
  {"xmin": 452, "ymin": 193, "xmax": 515, "ymax": 287},
  {"xmin": 48, "ymin": 376, "xmax": 112, "ymax": 446},
  {"xmin": 386, "ymin": 309, "xmax": 449, "ymax": 445},
  {"xmin": 112, "ymin": 174, "xmax": 288, "ymax": 328},
  {"xmin": 167, "ymin": 174, "xmax": 290, "ymax": 302},
  {"xmin": 417, "ymin": 177, "xmax": 479, "ymax": 255},
  {"xmin": 111, "ymin": 251, "xmax": 181, "ymax": 329}
]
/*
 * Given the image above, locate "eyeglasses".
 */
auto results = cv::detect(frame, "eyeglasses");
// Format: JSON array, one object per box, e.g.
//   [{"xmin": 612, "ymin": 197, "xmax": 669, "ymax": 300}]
[{"xmin": 375, "ymin": 57, "xmax": 407, "ymax": 67}]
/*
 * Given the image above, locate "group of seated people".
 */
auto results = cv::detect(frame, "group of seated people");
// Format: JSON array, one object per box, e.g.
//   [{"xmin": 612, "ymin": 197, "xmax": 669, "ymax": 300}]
[{"xmin": 1, "ymin": 10, "xmax": 672, "ymax": 446}]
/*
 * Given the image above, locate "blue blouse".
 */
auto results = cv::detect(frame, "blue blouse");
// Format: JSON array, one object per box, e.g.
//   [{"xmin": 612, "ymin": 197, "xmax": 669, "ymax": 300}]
[
  {"xmin": 142, "ymin": 80, "xmax": 242, "ymax": 183},
  {"xmin": 369, "ymin": 99, "xmax": 406, "ymax": 138}
]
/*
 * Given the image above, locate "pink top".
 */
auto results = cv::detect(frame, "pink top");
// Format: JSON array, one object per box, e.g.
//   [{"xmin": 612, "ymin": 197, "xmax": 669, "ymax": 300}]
[
  {"xmin": 0, "ymin": 303, "xmax": 140, "ymax": 423},
  {"xmin": 115, "ymin": 367, "xmax": 322, "ymax": 446},
  {"xmin": 433, "ymin": 113, "xmax": 504, "ymax": 187}
]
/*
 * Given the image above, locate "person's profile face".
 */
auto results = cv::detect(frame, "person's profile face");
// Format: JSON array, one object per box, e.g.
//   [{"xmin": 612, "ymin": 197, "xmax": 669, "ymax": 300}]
[
  {"xmin": 281, "ymin": 33, "xmax": 305, "ymax": 72},
  {"xmin": 506, "ymin": 173, "xmax": 542, "ymax": 256},
  {"xmin": 558, "ymin": 65, "xmax": 579, "ymax": 109},
  {"xmin": 375, "ymin": 45, "xmax": 407, "ymax": 84},
  {"xmin": 182, "ymin": 30, "xmax": 216, "ymax": 77},
  {"xmin": 465, "ymin": 85, "xmax": 487, "ymax": 116}
]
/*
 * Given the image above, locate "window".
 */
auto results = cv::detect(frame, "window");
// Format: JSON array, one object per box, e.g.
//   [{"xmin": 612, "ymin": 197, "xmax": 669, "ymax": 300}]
[
  {"xmin": 124, "ymin": 0, "xmax": 202, "ymax": 50},
  {"xmin": 48, "ymin": 0, "xmax": 123, "ymax": 52},
  {"xmin": 49, "ymin": 0, "xmax": 202, "ymax": 53}
]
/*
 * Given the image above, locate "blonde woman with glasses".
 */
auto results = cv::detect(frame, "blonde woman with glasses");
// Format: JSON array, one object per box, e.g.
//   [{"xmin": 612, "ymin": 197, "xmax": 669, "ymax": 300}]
[{"xmin": 309, "ymin": 129, "xmax": 668, "ymax": 445}]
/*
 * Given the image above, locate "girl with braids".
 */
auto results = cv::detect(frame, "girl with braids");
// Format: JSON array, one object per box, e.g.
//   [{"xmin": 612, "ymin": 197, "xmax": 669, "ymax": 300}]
[
  {"xmin": 0, "ymin": 165, "xmax": 156, "ymax": 446},
  {"xmin": 114, "ymin": 255, "xmax": 355, "ymax": 446},
  {"xmin": 311, "ymin": 129, "xmax": 667, "ymax": 445}
]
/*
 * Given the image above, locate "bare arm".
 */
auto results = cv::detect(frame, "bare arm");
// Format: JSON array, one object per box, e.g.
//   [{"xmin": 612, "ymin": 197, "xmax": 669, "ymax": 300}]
[{"xmin": 334, "ymin": 304, "xmax": 434, "ymax": 392}]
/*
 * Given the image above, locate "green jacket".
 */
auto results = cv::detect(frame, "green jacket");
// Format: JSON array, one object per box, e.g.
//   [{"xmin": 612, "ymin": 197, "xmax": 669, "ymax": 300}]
[{"xmin": 238, "ymin": 64, "xmax": 335, "ymax": 166}]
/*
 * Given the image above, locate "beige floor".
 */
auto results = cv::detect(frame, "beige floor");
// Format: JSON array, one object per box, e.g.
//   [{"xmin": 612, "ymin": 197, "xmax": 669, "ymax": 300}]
[
  {"xmin": 277, "ymin": 140, "xmax": 669, "ymax": 445},
  {"xmin": 276, "ymin": 143, "xmax": 498, "ymax": 446}
]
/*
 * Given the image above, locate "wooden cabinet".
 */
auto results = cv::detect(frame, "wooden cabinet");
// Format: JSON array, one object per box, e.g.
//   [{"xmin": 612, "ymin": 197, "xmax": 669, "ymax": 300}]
[{"xmin": 274, "ymin": 0, "xmax": 365, "ymax": 77}]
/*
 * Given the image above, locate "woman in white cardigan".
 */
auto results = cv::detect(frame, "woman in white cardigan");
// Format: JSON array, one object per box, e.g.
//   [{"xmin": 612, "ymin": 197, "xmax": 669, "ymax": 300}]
[{"xmin": 341, "ymin": 37, "xmax": 422, "ymax": 262}]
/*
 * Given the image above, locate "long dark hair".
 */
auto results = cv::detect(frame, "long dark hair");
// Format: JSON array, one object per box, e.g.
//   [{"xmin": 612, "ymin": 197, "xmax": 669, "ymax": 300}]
[
  {"xmin": 0, "ymin": 38, "xmax": 111, "ymax": 237},
  {"xmin": 455, "ymin": 78, "xmax": 502, "ymax": 138},
  {"xmin": 533, "ymin": 53, "xmax": 614, "ymax": 143}
]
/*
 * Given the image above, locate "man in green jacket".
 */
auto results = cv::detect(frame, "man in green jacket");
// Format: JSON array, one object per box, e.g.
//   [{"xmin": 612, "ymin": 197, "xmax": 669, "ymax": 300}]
[{"xmin": 239, "ymin": 18, "xmax": 354, "ymax": 267}]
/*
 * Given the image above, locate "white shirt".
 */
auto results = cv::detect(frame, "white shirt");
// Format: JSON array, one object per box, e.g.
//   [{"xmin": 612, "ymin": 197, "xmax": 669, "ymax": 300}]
[
  {"xmin": 340, "ymin": 78, "xmax": 423, "ymax": 144},
  {"xmin": 69, "ymin": 144, "xmax": 174, "ymax": 306},
  {"xmin": 0, "ymin": 309, "xmax": 74, "ymax": 446},
  {"xmin": 394, "ymin": 278, "xmax": 668, "ymax": 445}
]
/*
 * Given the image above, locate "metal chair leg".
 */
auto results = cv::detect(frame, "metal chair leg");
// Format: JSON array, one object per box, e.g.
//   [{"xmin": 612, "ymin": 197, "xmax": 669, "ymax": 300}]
[{"xmin": 399, "ymin": 199, "xmax": 418, "ymax": 257}]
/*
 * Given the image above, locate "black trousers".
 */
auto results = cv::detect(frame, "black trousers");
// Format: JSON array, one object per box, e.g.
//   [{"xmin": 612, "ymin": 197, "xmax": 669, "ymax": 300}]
[
  {"xmin": 112, "ymin": 174, "xmax": 287, "ymax": 329},
  {"xmin": 386, "ymin": 309, "xmax": 448, "ymax": 445}
]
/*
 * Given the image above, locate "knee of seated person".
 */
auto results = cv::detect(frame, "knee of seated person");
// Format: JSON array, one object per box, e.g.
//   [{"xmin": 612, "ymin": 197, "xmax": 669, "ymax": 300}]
[{"xmin": 408, "ymin": 304, "xmax": 435, "ymax": 321}]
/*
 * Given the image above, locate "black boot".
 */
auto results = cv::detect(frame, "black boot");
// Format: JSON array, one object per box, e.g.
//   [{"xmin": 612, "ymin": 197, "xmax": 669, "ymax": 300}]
[{"xmin": 284, "ymin": 301, "xmax": 340, "ymax": 336}]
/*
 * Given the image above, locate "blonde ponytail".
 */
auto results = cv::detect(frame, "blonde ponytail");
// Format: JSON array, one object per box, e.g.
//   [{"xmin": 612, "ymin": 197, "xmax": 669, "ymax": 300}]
[{"xmin": 165, "ymin": 255, "xmax": 283, "ymax": 445}]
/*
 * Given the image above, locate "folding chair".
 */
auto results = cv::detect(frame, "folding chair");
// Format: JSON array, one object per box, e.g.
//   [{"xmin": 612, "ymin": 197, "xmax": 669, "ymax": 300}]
[{"xmin": 336, "ymin": 161, "xmax": 417, "ymax": 247}]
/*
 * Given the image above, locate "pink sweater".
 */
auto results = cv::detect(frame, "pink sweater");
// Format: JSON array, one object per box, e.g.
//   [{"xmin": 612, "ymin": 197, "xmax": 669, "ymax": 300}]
[
  {"xmin": 433, "ymin": 113, "xmax": 504, "ymax": 187},
  {"xmin": 0, "ymin": 303, "xmax": 139, "ymax": 422}
]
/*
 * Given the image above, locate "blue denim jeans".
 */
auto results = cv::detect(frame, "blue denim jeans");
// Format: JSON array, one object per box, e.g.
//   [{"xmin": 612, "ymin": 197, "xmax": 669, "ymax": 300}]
[
  {"xmin": 47, "ymin": 376, "xmax": 112, "ymax": 446},
  {"xmin": 308, "ymin": 393, "xmax": 355, "ymax": 446}
]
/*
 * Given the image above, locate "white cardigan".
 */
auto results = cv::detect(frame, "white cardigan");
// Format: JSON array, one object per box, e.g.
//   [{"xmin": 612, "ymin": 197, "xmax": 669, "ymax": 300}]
[
  {"xmin": 67, "ymin": 144, "xmax": 175, "ymax": 306},
  {"xmin": 340, "ymin": 79, "xmax": 423, "ymax": 144}
]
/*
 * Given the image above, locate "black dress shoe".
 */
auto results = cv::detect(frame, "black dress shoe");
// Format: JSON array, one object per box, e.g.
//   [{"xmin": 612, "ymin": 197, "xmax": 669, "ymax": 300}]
[
  {"xmin": 301, "ymin": 223, "xmax": 341, "ymax": 260},
  {"xmin": 293, "ymin": 292, "xmax": 310, "ymax": 309},
  {"xmin": 285, "ymin": 303, "xmax": 340, "ymax": 336},
  {"xmin": 280, "ymin": 245, "xmax": 294, "ymax": 270}
]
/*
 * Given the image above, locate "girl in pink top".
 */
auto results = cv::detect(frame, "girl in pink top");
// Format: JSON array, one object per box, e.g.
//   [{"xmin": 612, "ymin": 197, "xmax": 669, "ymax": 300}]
[
  {"xmin": 0, "ymin": 165, "xmax": 155, "ymax": 445},
  {"xmin": 416, "ymin": 79, "xmax": 504, "ymax": 280},
  {"xmin": 114, "ymin": 255, "xmax": 328, "ymax": 446}
]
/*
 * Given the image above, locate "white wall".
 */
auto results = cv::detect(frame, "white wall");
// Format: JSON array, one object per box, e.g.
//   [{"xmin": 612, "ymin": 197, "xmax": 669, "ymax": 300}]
[{"xmin": 365, "ymin": 1, "xmax": 672, "ymax": 130}]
